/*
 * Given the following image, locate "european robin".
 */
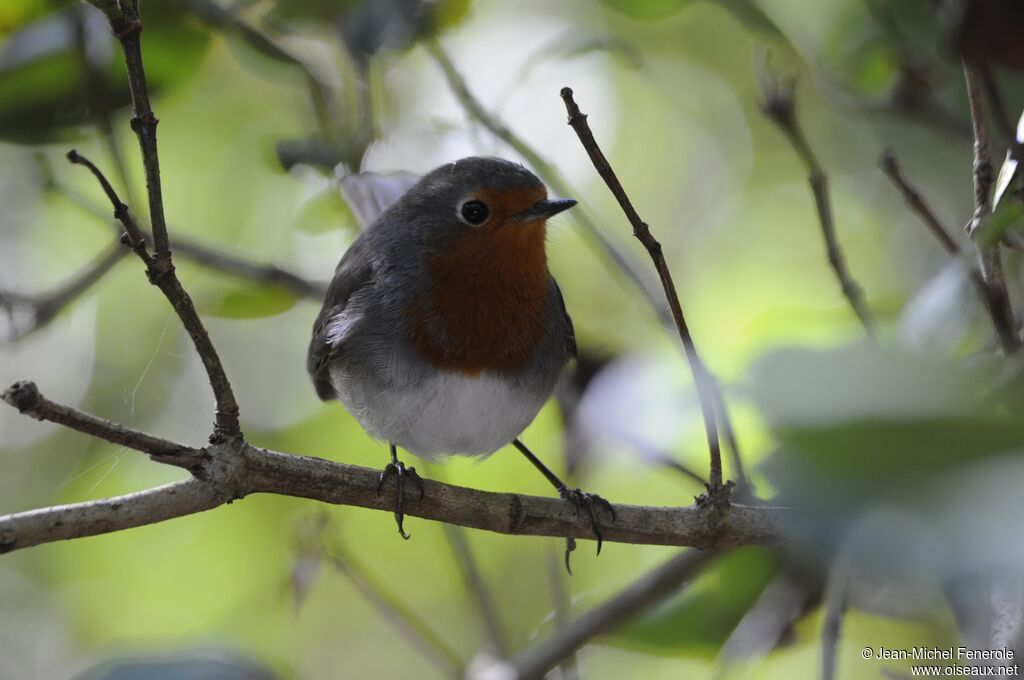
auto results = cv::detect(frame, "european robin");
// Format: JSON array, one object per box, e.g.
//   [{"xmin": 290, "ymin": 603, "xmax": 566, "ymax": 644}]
[{"xmin": 307, "ymin": 156, "xmax": 613, "ymax": 558}]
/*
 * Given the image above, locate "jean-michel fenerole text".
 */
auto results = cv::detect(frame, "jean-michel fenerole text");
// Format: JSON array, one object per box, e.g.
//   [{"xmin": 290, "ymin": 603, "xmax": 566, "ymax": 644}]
[{"xmin": 874, "ymin": 647, "xmax": 1015, "ymax": 661}]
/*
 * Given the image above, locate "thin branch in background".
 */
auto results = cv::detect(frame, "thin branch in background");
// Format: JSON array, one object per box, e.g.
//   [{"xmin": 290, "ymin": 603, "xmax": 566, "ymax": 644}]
[
  {"xmin": 545, "ymin": 545, "xmax": 579, "ymax": 680},
  {"xmin": 559, "ymin": 87, "xmax": 728, "ymax": 502},
  {"xmin": 758, "ymin": 69, "xmax": 877, "ymax": 341},
  {"xmin": 493, "ymin": 549, "xmax": 719, "ymax": 680},
  {"xmin": 880, "ymin": 151, "xmax": 962, "ymax": 257},
  {"xmin": 46, "ymin": 173, "xmax": 326, "ymax": 299},
  {"xmin": 66, "ymin": 148, "xmax": 242, "ymax": 439},
  {"xmin": 442, "ymin": 524, "xmax": 509, "ymax": 656},
  {"xmin": 326, "ymin": 542, "xmax": 465, "ymax": 678},
  {"xmin": 718, "ymin": 559, "xmax": 823, "ymax": 668},
  {"xmin": 821, "ymin": 554, "xmax": 852, "ymax": 680},
  {"xmin": 179, "ymin": 0, "xmax": 341, "ymax": 145},
  {"xmin": 879, "ymin": 149, "xmax": 1021, "ymax": 348},
  {"xmin": 962, "ymin": 62, "xmax": 1019, "ymax": 354},
  {"xmin": 0, "ymin": 243, "xmax": 126, "ymax": 341}
]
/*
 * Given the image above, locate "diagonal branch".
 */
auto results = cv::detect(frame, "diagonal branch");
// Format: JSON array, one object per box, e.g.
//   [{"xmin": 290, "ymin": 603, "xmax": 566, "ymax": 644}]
[
  {"xmin": 66, "ymin": 149, "xmax": 241, "ymax": 440},
  {"xmin": 0, "ymin": 242, "xmax": 126, "ymax": 341},
  {"xmin": 759, "ymin": 72, "xmax": 877, "ymax": 341},
  {"xmin": 1, "ymin": 381, "xmax": 198, "ymax": 462},
  {"xmin": 880, "ymin": 151, "xmax": 961, "ymax": 257},
  {"xmin": 559, "ymin": 87, "xmax": 728, "ymax": 501},
  {"xmin": 493, "ymin": 549, "xmax": 720, "ymax": 680}
]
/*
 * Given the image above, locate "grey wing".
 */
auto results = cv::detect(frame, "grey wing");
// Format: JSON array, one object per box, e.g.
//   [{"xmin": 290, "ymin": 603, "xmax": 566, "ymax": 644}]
[
  {"xmin": 551, "ymin": 278, "xmax": 577, "ymax": 359},
  {"xmin": 307, "ymin": 239, "xmax": 374, "ymax": 400}
]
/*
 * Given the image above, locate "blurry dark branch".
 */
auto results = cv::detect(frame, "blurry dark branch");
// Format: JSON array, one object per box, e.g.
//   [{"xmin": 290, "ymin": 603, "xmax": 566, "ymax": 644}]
[
  {"xmin": 758, "ymin": 72, "xmax": 877, "ymax": 341},
  {"xmin": 545, "ymin": 546, "xmax": 578, "ymax": 680},
  {"xmin": 499, "ymin": 549, "xmax": 719, "ymax": 680},
  {"xmin": 962, "ymin": 63, "xmax": 1019, "ymax": 354},
  {"xmin": 820, "ymin": 556, "xmax": 851, "ymax": 680},
  {"xmin": 880, "ymin": 150, "xmax": 1020, "ymax": 347},
  {"xmin": 326, "ymin": 542, "xmax": 465, "ymax": 678},
  {"xmin": 443, "ymin": 524, "xmax": 509, "ymax": 656},
  {"xmin": 67, "ymin": 149, "xmax": 242, "ymax": 438},
  {"xmin": 880, "ymin": 151, "xmax": 961, "ymax": 257},
  {"xmin": 179, "ymin": 0, "xmax": 339, "ymax": 142},
  {"xmin": 0, "ymin": 384, "xmax": 795, "ymax": 554},
  {"xmin": 718, "ymin": 559, "xmax": 823, "ymax": 665},
  {"xmin": 559, "ymin": 87, "xmax": 728, "ymax": 501},
  {"xmin": 45, "ymin": 174, "xmax": 326, "ymax": 300},
  {"xmin": 428, "ymin": 42, "xmax": 748, "ymax": 498},
  {"xmin": 0, "ymin": 243, "xmax": 126, "ymax": 342}
]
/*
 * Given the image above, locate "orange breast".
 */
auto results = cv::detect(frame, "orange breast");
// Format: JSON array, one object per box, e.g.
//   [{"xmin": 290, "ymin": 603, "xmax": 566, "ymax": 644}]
[{"xmin": 407, "ymin": 220, "xmax": 550, "ymax": 375}]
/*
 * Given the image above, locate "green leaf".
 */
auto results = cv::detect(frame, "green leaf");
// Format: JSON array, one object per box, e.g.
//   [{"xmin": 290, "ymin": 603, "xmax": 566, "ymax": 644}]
[
  {"xmin": 604, "ymin": 548, "xmax": 779, "ymax": 656},
  {"xmin": 200, "ymin": 283, "xmax": 299, "ymax": 320}
]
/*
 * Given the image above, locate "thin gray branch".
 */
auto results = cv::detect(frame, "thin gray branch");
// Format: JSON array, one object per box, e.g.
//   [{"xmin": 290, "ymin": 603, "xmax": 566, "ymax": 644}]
[
  {"xmin": 327, "ymin": 542, "xmax": 465, "ymax": 677},
  {"xmin": 759, "ymin": 71, "xmax": 877, "ymax": 341},
  {"xmin": 443, "ymin": 524, "xmax": 509, "ymax": 655},
  {"xmin": 559, "ymin": 87, "xmax": 727, "ymax": 502}
]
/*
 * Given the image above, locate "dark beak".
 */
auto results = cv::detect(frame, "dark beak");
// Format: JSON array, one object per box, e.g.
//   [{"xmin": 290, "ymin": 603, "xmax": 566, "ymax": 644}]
[{"xmin": 517, "ymin": 198, "xmax": 577, "ymax": 221}]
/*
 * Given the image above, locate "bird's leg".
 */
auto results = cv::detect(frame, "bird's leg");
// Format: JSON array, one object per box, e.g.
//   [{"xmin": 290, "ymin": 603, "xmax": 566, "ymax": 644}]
[
  {"xmin": 512, "ymin": 438, "xmax": 615, "ymax": 573},
  {"xmin": 377, "ymin": 443, "xmax": 425, "ymax": 540}
]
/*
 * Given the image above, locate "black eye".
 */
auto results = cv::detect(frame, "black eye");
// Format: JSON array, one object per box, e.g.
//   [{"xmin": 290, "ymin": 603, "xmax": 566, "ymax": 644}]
[{"xmin": 460, "ymin": 200, "xmax": 489, "ymax": 225}]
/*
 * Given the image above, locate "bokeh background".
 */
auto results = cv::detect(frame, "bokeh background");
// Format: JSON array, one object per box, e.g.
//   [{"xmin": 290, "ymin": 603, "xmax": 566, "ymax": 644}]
[{"xmin": 2, "ymin": 0, "xmax": 1024, "ymax": 678}]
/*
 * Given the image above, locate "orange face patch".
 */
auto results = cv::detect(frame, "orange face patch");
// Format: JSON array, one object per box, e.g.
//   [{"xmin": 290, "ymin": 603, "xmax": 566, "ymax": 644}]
[{"xmin": 406, "ymin": 184, "xmax": 552, "ymax": 375}]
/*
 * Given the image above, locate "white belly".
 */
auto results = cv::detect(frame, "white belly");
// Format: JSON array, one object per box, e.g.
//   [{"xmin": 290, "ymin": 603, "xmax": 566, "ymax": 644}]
[{"xmin": 330, "ymin": 365, "xmax": 548, "ymax": 459}]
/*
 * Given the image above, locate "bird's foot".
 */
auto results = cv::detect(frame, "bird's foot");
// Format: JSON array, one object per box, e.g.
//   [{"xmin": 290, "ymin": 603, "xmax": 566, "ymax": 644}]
[
  {"xmin": 559, "ymin": 487, "xmax": 616, "ymax": 574},
  {"xmin": 376, "ymin": 460, "xmax": 425, "ymax": 540}
]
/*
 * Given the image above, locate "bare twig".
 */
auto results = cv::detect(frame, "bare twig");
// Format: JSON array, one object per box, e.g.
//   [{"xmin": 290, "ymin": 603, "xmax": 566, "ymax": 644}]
[
  {"xmin": 559, "ymin": 87, "xmax": 728, "ymax": 502},
  {"xmin": 0, "ymin": 383, "xmax": 795, "ymax": 554},
  {"xmin": 443, "ymin": 524, "xmax": 509, "ymax": 655},
  {"xmin": 962, "ymin": 62, "xmax": 1019, "ymax": 354},
  {"xmin": 759, "ymin": 72, "xmax": 877, "ymax": 341},
  {"xmin": 327, "ymin": 542, "xmax": 465, "ymax": 677},
  {"xmin": 499, "ymin": 549, "xmax": 719, "ymax": 680},
  {"xmin": 66, "ymin": 149, "xmax": 242, "ymax": 439},
  {"xmin": 1, "ymin": 381, "xmax": 197, "ymax": 462},
  {"xmin": 880, "ymin": 151, "xmax": 961, "ymax": 257}
]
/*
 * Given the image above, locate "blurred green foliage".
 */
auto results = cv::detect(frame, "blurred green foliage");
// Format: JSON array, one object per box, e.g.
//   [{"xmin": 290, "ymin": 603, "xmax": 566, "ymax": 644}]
[{"xmin": 2, "ymin": 0, "xmax": 1024, "ymax": 679}]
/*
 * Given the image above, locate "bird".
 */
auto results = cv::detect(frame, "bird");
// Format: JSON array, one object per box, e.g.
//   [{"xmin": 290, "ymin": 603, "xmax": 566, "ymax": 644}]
[{"xmin": 307, "ymin": 156, "xmax": 613, "ymax": 560}]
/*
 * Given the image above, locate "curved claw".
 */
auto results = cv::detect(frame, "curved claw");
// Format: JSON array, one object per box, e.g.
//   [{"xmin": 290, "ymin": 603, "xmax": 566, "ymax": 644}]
[
  {"xmin": 559, "ymin": 487, "xmax": 615, "ymax": 565},
  {"xmin": 376, "ymin": 460, "xmax": 424, "ymax": 540}
]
